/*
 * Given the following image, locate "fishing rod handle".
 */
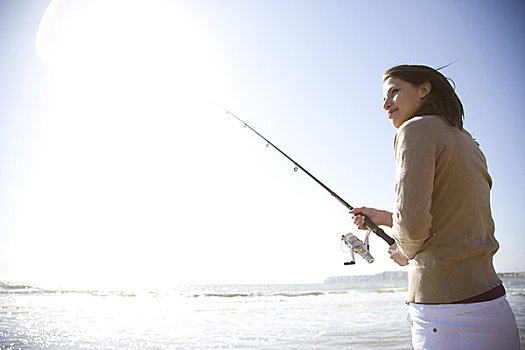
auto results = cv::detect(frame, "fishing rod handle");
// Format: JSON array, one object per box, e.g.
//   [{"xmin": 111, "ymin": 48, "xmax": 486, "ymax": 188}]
[{"xmin": 364, "ymin": 217, "xmax": 395, "ymax": 246}]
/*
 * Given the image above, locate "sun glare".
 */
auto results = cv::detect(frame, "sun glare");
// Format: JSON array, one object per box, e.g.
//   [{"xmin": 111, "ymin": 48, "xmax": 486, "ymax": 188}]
[{"xmin": 19, "ymin": 0, "xmax": 234, "ymax": 289}]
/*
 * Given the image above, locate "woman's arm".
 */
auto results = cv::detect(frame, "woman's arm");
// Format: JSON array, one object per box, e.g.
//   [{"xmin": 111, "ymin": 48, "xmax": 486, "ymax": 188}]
[{"xmin": 392, "ymin": 119, "xmax": 435, "ymax": 260}]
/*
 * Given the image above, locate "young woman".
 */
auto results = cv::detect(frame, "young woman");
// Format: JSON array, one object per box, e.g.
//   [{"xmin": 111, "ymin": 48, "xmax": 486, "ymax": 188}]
[{"xmin": 351, "ymin": 65, "xmax": 520, "ymax": 349}]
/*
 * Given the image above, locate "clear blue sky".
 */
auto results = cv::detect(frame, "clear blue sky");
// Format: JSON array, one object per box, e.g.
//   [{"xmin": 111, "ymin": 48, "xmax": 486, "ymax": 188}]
[{"xmin": 1, "ymin": 0, "xmax": 524, "ymax": 289}]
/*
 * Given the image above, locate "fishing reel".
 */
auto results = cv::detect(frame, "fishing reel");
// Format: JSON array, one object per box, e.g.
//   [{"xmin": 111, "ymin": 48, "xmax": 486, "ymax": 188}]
[{"xmin": 341, "ymin": 230, "xmax": 374, "ymax": 265}]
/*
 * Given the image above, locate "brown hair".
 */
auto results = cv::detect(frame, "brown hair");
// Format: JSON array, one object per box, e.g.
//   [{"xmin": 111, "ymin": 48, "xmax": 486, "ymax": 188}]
[{"xmin": 383, "ymin": 65, "xmax": 464, "ymax": 130}]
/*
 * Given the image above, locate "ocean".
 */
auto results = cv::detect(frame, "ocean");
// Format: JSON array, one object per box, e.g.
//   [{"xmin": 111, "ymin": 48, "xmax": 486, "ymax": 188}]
[{"xmin": 1, "ymin": 274, "xmax": 524, "ymax": 349}]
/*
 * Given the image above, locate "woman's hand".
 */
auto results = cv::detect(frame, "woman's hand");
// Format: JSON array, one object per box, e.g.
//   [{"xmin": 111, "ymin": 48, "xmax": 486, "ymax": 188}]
[
  {"xmin": 388, "ymin": 243, "xmax": 409, "ymax": 266},
  {"xmin": 350, "ymin": 207, "xmax": 408, "ymax": 265},
  {"xmin": 349, "ymin": 207, "xmax": 393, "ymax": 230}
]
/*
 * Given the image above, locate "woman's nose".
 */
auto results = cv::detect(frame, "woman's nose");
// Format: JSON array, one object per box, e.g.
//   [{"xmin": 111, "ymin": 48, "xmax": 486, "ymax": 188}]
[{"xmin": 383, "ymin": 98, "xmax": 391, "ymax": 111}]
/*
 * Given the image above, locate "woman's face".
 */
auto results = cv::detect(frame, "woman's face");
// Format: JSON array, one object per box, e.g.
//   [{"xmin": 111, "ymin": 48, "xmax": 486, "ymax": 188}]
[{"xmin": 382, "ymin": 77, "xmax": 430, "ymax": 128}]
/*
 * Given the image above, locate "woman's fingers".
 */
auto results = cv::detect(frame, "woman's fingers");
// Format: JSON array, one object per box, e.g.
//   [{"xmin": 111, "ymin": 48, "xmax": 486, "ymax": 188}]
[{"xmin": 351, "ymin": 213, "xmax": 367, "ymax": 230}]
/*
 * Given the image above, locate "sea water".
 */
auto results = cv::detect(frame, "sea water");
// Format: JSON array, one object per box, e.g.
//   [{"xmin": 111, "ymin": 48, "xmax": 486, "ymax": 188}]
[{"xmin": 1, "ymin": 277, "xmax": 524, "ymax": 349}]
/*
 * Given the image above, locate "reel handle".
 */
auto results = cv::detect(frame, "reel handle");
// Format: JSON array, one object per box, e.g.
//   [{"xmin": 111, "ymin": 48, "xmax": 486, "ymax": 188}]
[{"xmin": 364, "ymin": 216, "xmax": 395, "ymax": 246}]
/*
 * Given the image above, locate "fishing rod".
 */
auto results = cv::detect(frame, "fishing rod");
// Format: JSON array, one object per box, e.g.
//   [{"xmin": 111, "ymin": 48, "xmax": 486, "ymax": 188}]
[{"xmin": 215, "ymin": 103, "xmax": 395, "ymax": 264}]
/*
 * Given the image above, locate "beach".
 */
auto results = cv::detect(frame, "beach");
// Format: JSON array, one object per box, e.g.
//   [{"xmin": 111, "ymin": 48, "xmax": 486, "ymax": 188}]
[{"xmin": 1, "ymin": 275, "xmax": 523, "ymax": 349}]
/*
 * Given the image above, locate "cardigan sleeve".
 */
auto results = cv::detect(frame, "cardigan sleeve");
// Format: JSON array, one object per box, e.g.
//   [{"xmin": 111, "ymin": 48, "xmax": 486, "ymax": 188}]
[{"xmin": 392, "ymin": 118, "xmax": 436, "ymax": 259}]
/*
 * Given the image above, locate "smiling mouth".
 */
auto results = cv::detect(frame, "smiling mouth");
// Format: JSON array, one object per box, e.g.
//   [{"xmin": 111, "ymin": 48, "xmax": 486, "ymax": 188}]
[{"xmin": 387, "ymin": 108, "xmax": 398, "ymax": 118}]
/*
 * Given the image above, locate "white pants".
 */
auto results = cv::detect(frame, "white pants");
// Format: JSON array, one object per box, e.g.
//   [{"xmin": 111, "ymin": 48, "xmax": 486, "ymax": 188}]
[{"xmin": 407, "ymin": 296, "xmax": 520, "ymax": 350}]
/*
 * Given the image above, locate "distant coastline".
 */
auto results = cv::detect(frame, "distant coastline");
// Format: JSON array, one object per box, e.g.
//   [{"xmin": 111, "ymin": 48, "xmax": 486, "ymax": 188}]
[
  {"xmin": 324, "ymin": 271, "xmax": 525, "ymax": 284},
  {"xmin": 324, "ymin": 271, "xmax": 408, "ymax": 284}
]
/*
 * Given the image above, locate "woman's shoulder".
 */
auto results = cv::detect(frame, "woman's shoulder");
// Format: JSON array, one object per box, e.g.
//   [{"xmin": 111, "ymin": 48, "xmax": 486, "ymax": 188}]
[
  {"xmin": 394, "ymin": 115, "xmax": 454, "ymax": 150},
  {"xmin": 397, "ymin": 115, "xmax": 453, "ymax": 137},
  {"xmin": 402, "ymin": 115, "xmax": 448, "ymax": 129}
]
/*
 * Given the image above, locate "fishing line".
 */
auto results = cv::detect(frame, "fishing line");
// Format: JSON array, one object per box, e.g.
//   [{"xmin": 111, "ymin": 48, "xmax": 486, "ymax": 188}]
[
  {"xmin": 436, "ymin": 58, "xmax": 461, "ymax": 71},
  {"xmin": 214, "ymin": 102, "xmax": 395, "ymax": 247}
]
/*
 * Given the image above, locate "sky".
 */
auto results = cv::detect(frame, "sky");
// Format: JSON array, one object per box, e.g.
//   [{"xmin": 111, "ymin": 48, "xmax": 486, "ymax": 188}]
[{"xmin": 1, "ymin": 0, "xmax": 524, "ymax": 290}]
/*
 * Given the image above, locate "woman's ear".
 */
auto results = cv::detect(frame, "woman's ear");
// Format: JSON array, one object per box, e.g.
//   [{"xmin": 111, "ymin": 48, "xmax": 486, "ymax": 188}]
[{"xmin": 419, "ymin": 82, "xmax": 432, "ymax": 99}]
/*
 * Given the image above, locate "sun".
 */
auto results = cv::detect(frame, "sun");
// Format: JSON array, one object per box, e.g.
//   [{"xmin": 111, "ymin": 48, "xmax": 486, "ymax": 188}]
[{"xmin": 22, "ymin": 0, "xmax": 235, "ymax": 289}]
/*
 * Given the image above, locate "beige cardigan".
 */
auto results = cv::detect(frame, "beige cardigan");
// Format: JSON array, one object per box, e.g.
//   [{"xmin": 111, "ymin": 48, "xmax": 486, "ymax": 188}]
[{"xmin": 393, "ymin": 115, "xmax": 501, "ymax": 304}]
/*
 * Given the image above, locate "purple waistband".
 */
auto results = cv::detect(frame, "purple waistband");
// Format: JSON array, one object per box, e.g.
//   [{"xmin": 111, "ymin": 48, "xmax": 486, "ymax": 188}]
[{"xmin": 453, "ymin": 284, "xmax": 506, "ymax": 304}]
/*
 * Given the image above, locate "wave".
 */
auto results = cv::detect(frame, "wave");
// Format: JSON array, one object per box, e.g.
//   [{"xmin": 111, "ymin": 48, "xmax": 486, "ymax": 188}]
[
  {"xmin": 0, "ymin": 282, "xmax": 136, "ymax": 297},
  {"xmin": 0, "ymin": 282, "xmax": 343, "ymax": 299},
  {"xmin": 372, "ymin": 288, "xmax": 408, "ymax": 294},
  {"xmin": 506, "ymin": 288, "xmax": 525, "ymax": 297},
  {"xmin": 0, "ymin": 280, "xmax": 411, "ymax": 300},
  {"xmin": 0, "ymin": 281, "xmax": 42, "ymax": 294},
  {"xmin": 192, "ymin": 291, "xmax": 326, "ymax": 298}
]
